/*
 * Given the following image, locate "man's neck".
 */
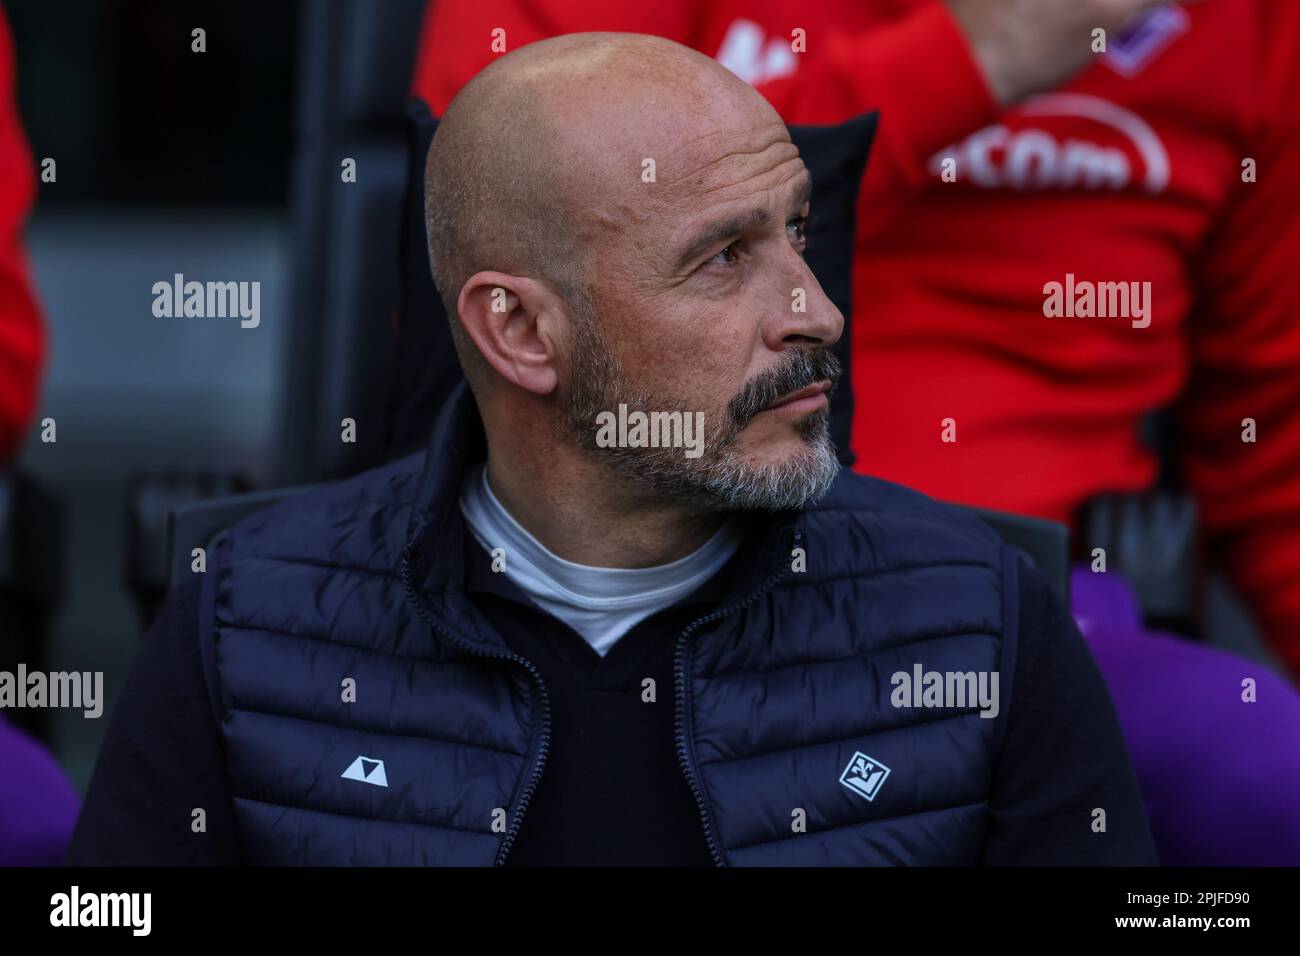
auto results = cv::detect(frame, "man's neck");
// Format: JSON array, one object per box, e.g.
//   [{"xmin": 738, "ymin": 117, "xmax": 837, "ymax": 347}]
[{"xmin": 481, "ymin": 445, "xmax": 728, "ymax": 569}]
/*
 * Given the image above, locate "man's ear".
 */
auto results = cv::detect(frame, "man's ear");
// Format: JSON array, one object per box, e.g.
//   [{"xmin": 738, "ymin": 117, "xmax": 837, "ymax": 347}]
[{"xmin": 456, "ymin": 271, "xmax": 563, "ymax": 396}]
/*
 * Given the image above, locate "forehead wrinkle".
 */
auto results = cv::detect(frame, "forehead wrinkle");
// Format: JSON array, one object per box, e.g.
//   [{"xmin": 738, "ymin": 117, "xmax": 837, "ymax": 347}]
[
  {"xmin": 657, "ymin": 123, "xmax": 797, "ymax": 193},
  {"xmin": 655, "ymin": 117, "xmax": 788, "ymax": 163}
]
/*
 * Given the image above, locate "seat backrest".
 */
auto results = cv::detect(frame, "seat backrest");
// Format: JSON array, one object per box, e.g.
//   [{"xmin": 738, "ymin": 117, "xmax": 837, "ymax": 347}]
[
  {"xmin": 276, "ymin": 0, "xmax": 427, "ymax": 485},
  {"xmin": 0, "ymin": 469, "xmax": 61, "ymax": 605},
  {"xmin": 962, "ymin": 504, "xmax": 1071, "ymax": 604},
  {"xmin": 167, "ymin": 486, "xmax": 316, "ymax": 590}
]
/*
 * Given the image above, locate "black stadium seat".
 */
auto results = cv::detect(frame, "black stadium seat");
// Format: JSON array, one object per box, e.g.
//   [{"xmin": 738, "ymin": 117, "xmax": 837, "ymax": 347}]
[
  {"xmin": 276, "ymin": 0, "xmax": 429, "ymax": 483},
  {"xmin": 0, "ymin": 468, "xmax": 63, "ymax": 741},
  {"xmin": 126, "ymin": 0, "xmax": 427, "ymax": 625}
]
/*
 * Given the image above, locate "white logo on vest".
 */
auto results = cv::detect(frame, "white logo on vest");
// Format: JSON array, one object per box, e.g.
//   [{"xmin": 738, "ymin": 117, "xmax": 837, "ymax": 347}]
[
  {"xmin": 341, "ymin": 755, "xmax": 389, "ymax": 787},
  {"xmin": 840, "ymin": 751, "xmax": 891, "ymax": 802}
]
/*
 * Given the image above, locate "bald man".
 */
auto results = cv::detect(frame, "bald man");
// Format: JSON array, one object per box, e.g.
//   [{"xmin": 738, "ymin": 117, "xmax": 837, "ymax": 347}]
[{"xmin": 68, "ymin": 34, "xmax": 1155, "ymax": 866}]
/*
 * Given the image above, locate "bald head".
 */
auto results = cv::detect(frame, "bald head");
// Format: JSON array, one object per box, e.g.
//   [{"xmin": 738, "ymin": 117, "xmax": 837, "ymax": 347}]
[
  {"xmin": 423, "ymin": 32, "xmax": 774, "ymax": 388},
  {"xmin": 424, "ymin": 31, "xmax": 842, "ymax": 520}
]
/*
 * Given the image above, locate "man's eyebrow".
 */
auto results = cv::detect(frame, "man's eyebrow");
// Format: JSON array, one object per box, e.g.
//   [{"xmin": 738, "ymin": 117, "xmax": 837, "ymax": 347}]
[{"xmin": 672, "ymin": 174, "xmax": 814, "ymax": 272}]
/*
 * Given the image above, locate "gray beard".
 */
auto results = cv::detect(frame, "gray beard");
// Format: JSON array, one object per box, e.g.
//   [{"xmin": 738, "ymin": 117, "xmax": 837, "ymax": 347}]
[{"xmin": 557, "ymin": 310, "xmax": 842, "ymax": 513}]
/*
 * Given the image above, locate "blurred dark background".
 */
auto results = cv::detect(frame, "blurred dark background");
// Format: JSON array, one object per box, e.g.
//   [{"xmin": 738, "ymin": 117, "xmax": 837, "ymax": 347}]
[
  {"xmin": 6, "ymin": 0, "xmax": 300, "ymax": 788},
  {"xmin": 8, "ymin": 0, "xmax": 296, "ymax": 206}
]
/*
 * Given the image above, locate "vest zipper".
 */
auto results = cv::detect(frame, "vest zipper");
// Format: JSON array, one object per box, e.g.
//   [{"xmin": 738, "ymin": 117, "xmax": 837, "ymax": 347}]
[
  {"xmin": 399, "ymin": 551, "xmax": 551, "ymax": 866},
  {"xmin": 674, "ymin": 524, "xmax": 802, "ymax": 866}
]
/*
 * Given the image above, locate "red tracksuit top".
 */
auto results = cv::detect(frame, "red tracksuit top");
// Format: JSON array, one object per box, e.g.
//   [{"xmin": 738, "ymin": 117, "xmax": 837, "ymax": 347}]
[
  {"xmin": 0, "ymin": 8, "xmax": 44, "ymax": 462},
  {"xmin": 411, "ymin": 0, "xmax": 1300, "ymax": 676}
]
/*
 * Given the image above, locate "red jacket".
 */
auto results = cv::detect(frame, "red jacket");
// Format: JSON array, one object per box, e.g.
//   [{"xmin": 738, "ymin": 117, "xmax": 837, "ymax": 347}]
[
  {"xmin": 0, "ymin": 8, "xmax": 44, "ymax": 462},
  {"xmin": 412, "ymin": 0, "xmax": 1300, "ymax": 675}
]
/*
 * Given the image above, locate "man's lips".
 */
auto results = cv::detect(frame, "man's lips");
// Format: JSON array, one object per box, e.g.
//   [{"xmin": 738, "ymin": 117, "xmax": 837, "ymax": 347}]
[{"xmin": 761, "ymin": 379, "xmax": 832, "ymax": 412}]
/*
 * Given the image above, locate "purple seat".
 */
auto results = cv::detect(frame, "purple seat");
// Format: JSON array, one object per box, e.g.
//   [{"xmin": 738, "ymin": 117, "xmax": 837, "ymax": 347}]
[
  {"xmin": 0, "ymin": 714, "xmax": 80, "ymax": 866},
  {"xmin": 1071, "ymin": 565, "xmax": 1300, "ymax": 865}
]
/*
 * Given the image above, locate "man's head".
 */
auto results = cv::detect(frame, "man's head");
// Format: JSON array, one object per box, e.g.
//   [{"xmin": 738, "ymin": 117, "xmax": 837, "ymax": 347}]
[{"xmin": 424, "ymin": 32, "xmax": 844, "ymax": 514}]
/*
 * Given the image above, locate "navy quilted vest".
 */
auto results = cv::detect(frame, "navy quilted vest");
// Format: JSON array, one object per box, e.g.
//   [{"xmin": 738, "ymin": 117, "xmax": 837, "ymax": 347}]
[{"xmin": 199, "ymin": 382, "xmax": 1022, "ymax": 865}]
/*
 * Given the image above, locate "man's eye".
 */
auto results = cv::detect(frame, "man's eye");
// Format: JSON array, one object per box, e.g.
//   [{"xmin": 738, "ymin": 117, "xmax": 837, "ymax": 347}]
[
  {"xmin": 707, "ymin": 242, "xmax": 740, "ymax": 267},
  {"xmin": 705, "ymin": 217, "xmax": 807, "ymax": 269}
]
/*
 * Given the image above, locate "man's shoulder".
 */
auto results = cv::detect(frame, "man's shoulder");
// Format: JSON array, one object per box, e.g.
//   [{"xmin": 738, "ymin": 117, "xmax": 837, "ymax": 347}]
[
  {"xmin": 219, "ymin": 451, "xmax": 428, "ymax": 570},
  {"xmin": 802, "ymin": 466, "xmax": 1006, "ymax": 573}
]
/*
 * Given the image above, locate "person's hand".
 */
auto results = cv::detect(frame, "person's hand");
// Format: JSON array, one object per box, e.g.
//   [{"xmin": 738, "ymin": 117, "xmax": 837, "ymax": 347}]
[{"xmin": 945, "ymin": 0, "xmax": 1190, "ymax": 105}]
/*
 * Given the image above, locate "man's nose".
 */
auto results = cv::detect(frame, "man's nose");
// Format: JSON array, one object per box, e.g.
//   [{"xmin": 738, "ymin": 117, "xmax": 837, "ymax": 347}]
[{"xmin": 760, "ymin": 266, "xmax": 844, "ymax": 353}]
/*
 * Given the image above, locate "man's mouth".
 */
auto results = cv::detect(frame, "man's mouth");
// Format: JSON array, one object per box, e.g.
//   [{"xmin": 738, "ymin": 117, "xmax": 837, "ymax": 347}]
[{"xmin": 759, "ymin": 379, "xmax": 832, "ymax": 415}]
